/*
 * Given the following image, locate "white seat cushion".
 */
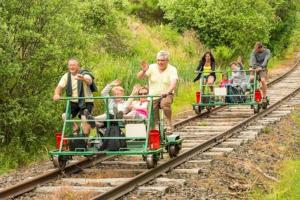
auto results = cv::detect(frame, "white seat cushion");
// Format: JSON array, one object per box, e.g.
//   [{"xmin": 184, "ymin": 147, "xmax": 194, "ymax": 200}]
[
  {"xmin": 125, "ymin": 124, "xmax": 147, "ymax": 138},
  {"xmin": 214, "ymin": 87, "xmax": 227, "ymax": 96}
]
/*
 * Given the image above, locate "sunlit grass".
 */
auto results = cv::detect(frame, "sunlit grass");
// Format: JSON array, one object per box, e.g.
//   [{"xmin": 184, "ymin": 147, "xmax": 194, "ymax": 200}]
[
  {"xmin": 250, "ymin": 160, "xmax": 300, "ymax": 200},
  {"xmin": 250, "ymin": 109, "xmax": 300, "ymax": 200}
]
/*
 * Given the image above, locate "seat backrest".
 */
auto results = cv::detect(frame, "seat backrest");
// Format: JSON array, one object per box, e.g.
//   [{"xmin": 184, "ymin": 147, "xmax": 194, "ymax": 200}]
[
  {"xmin": 214, "ymin": 87, "xmax": 227, "ymax": 96},
  {"xmin": 125, "ymin": 123, "xmax": 147, "ymax": 138}
]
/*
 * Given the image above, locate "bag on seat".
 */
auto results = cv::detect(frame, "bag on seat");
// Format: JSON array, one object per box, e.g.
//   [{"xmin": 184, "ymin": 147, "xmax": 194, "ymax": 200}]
[
  {"xmin": 69, "ymin": 136, "xmax": 86, "ymax": 151},
  {"xmin": 101, "ymin": 125, "xmax": 127, "ymax": 151},
  {"xmin": 225, "ymin": 85, "xmax": 246, "ymax": 103}
]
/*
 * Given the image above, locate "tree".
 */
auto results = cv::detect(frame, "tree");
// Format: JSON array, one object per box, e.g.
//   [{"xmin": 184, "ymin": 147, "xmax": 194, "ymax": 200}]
[
  {"xmin": 0, "ymin": 0, "xmax": 89, "ymax": 155},
  {"xmin": 159, "ymin": 0, "xmax": 298, "ymax": 64}
]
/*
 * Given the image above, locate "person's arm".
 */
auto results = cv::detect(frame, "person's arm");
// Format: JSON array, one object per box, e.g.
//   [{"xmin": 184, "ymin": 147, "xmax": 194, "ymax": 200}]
[
  {"xmin": 164, "ymin": 68, "xmax": 178, "ymax": 96},
  {"xmin": 193, "ymin": 60, "xmax": 203, "ymax": 82},
  {"xmin": 101, "ymin": 79, "xmax": 121, "ymax": 96},
  {"xmin": 260, "ymin": 49, "xmax": 271, "ymax": 68},
  {"xmin": 196, "ymin": 60, "xmax": 203, "ymax": 71},
  {"xmin": 83, "ymin": 74, "xmax": 92, "ymax": 85},
  {"xmin": 101, "ymin": 84, "xmax": 112, "ymax": 96},
  {"xmin": 75, "ymin": 74, "xmax": 92, "ymax": 85},
  {"xmin": 53, "ymin": 86, "xmax": 63, "ymax": 101},
  {"xmin": 53, "ymin": 74, "xmax": 67, "ymax": 101},
  {"xmin": 167, "ymin": 78, "xmax": 177, "ymax": 94},
  {"xmin": 210, "ymin": 61, "xmax": 216, "ymax": 78},
  {"xmin": 137, "ymin": 61, "xmax": 149, "ymax": 79},
  {"xmin": 124, "ymin": 84, "xmax": 140, "ymax": 112},
  {"xmin": 249, "ymin": 51, "xmax": 256, "ymax": 68}
]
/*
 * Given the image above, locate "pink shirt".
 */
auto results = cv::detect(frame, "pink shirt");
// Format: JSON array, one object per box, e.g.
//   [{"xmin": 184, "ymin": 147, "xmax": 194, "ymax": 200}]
[
  {"xmin": 220, "ymin": 80, "xmax": 230, "ymax": 87},
  {"xmin": 131, "ymin": 101, "xmax": 148, "ymax": 118}
]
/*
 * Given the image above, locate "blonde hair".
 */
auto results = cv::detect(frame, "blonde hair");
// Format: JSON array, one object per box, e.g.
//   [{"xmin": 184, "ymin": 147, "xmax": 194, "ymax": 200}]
[
  {"xmin": 138, "ymin": 86, "xmax": 149, "ymax": 94},
  {"xmin": 112, "ymin": 86, "xmax": 124, "ymax": 95}
]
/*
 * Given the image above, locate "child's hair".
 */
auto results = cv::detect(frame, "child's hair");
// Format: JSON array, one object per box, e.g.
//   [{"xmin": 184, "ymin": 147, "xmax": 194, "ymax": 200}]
[
  {"xmin": 112, "ymin": 86, "xmax": 124, "ymax": 95},
  {"xmin": 222, "ymin": 73, "xmax": 228, "ymax": 79},
  {"xmin": 138, "ymin": 86, "xmax": 149, "ymax": 94},
  {"xmin": 230, "ymin": 61, "xmax": 239, "ymax": 66}
]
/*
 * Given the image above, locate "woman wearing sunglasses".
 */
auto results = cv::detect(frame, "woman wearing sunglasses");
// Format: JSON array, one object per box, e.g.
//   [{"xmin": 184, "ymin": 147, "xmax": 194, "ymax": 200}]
[{"xmin": 124, "ymin": 85, "xmax": 149, "ymax": 119}]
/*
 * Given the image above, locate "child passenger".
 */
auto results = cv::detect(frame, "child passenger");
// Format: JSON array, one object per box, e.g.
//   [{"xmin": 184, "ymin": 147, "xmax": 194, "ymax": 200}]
[
  {"xmin": 124, "ymin": 86, "xmax": 149, "ymax": 120},
  {"xmin": 85, "ymin": 79, "xmax": 127, "ymax": 129},
  {"xmin": 219, "ymin": 73, "xmax": 230, "ymax": 88},
  {"xmin": 230, "ymin": 61, "xmax": 247, "ymax": 92}
]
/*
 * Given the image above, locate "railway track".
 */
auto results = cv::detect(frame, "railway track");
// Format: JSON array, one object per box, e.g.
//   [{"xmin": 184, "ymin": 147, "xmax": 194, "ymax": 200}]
[{"xmin": 0, "ymin": 58, "xmax": 299, "ymax": 200}]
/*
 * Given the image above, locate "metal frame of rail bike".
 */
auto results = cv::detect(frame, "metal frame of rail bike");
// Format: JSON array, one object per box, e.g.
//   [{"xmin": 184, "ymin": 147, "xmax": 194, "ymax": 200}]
[
  {"xmin": 192, "ymin": 70, "xmax": 268, "ymax": 114},
  {"xmin": 49, "ymin": 95, "xmax": 182, "ymax": 169}
]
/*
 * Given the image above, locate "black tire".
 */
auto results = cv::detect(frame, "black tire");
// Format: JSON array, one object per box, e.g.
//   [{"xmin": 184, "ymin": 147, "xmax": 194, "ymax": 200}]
[
  {"xmin": 142, "ymin": 155, "xmax": 146, "ymax": 161},
  {"xmin": 262, "ymin": 101, "xmax": 268, "ymax": 109},
  {"xmin": 52, "ymin": 156, "xmax": 68, "ymax": 170},
  {"xmin": 168, "ymin": 145, "xmax": 178, "ymax": 158},
  {"xmin": 253, "ymin": 105, "xmax": 260, "ymax": 114},
  {"xmin": 206, "ymin": 106, "xmax": 212, "ymax": 112},
  {"xmin": 194, "ymin": 106, "xmax": 202, "ymax": 115},
  {"xmin": 146, "ymin": 155, "xmax": 158, "ymax": 169}
]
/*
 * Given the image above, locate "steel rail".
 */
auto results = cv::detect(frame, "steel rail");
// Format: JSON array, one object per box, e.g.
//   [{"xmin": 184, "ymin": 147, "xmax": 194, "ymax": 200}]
[
  {"xmin": 174, "ymin": 57, "xmax": 300, "ymax": 129},
  {"xmin": 0, "ymin": 58, "xmax": 298, "ymax": 199},
  {"xmin": 91, "ymin": 60, "xmax": 300, "ymax": 200},
  {"xmin": 91, "ymin": 84, "xmax": 300, "ymax": 200},
  {"xmin": 0, "ymin": 155, "xmax": 113, "ymax": 199}
]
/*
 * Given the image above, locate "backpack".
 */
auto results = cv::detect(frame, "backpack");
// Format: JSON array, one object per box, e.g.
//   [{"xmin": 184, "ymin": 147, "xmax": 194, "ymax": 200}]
[
  {"xmin": 69, "ymin": 135, "xmax": 86, "ymax": 151},
  {"xmin": 101, "ymin": 125, "xmax": 127, "ymax": 151},
  {"xmin": 225, "ymin": 85, "xmax": 246, "ymax": 103}
]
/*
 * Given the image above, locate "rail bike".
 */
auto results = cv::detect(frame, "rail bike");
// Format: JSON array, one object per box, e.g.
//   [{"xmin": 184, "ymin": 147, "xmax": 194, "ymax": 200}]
[
  {"xmin": 192, "ymin": 70, "xmax": 269, "ymax": 114},
  {"xmin": 49, "ymin": 95, "xmax": 182, "ymax": 170}
]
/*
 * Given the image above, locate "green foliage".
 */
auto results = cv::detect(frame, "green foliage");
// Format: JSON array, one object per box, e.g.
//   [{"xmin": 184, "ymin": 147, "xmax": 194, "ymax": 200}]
[
  {"xmin": 159, "ymin": 0, "xmax": 300, "ymax": 64},
  {"xmin": 129, "ymin": 0, "xmax": 165, "ymax": 24},
  {"xmin": 83, "ymin": 0, "xmax": 133, "ymax": 56},
  {"xmin": 0, "ymin": 0, "xmax": 128, "ymax": 170},
  {"xmin": 214, "ymin": 46, "xmax": 234, "ymax": 67},
  {"xmin": 0, "ymin": 0, "xmax": 299, "ymax": 172},
  {"xmin": 268, "ymin": 0, "xmax": 299, "ymax": 55},
  {"xmin": 250, "ymin": 160, "xmax": 300, "ymax": 200}
]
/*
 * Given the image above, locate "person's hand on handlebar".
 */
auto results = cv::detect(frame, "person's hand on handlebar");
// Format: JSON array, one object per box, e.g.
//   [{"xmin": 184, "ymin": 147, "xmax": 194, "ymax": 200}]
[
  {"xmin": 53, "ymin": 94, "xmax": 60, "ymax": 101},
  {"xmin": 249, "ymin": 66, "xmax": 262, "ymax": 72},
  {"xmin": 161, "ymin": 92, "xmax": 173, "ymax": 98},
  {"xmin": 255, "ymin": 67, "xmax": 262, "ymax": 72}
]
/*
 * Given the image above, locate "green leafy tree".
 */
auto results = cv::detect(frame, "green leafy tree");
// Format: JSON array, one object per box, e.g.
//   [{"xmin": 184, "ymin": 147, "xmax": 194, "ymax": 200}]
[
  {"xmin": 159, "ymin": 0, "xmax": 299, "ymax": 65},
  {"xmin": 0, "ymin": 0, "xmax": 90, "ymax": 167},
  {"xmin": 160, "ymin": 0, "xmax": 274, "ymax": 58}
]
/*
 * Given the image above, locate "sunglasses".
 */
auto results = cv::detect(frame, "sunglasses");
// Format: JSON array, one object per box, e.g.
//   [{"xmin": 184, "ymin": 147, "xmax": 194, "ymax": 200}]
[{"xmin": 139, "ymin": 93, "xmax": 148, "ymax": 95}]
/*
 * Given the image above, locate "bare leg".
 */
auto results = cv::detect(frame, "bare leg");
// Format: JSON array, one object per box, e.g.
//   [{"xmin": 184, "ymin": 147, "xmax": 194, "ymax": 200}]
[
  {"xmin": 160, "ymin": 95, "xmax": 173, "ymax": 132},
  {"xmin": 94, "ymin": 114, "xmax": 107, "ymax": 127},
  {"xmin": 260, "ymin": 77, "xmax": 267, "ymax": 99},
  {"xmin": 62, "ymin": 113, "xmax": 79, "ymax": 135},
  {"xmin": 207, "ymin": 75, "xmax": 215, "ymax": 92},
  {"xmin": 81, "ymin": 115, "xmax": 90, "ymax": 136},
  {"xmin": 124, "ymin": 111, "xmax": 137, "ymax": 119},
  {"xmin": 153, "ymin": 99, "xmax": 160, "ymax": 128}
]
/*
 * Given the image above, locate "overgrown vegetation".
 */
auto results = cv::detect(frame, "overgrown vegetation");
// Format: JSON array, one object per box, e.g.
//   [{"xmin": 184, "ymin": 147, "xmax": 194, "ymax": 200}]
[
  {"xmin": 0, "ymin": 0, "xmax": 299, "ymax": 173},
  {"xmin": 250, "ymin": 110, "xmax": 300, "ymax": 200},
  {"xmin": 159, "ymin": 0, "xmax": 299, "ymax": 65}
]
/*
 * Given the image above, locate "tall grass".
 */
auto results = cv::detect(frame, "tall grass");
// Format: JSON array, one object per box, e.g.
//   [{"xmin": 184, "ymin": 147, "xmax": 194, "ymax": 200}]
[
  {"xmin": 250, "ymin": 110, "xmax": 300, "ymax": 200},
  {"xmin": 87, "ymin": 20, "xmax": 204, "ymax": 115}
]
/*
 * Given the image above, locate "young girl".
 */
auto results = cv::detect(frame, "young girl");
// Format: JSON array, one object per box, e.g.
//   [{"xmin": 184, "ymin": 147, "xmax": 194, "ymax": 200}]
[
  {"xmin": 124, "ymin": 86, "xmax": 149, "ymax": 119},
  {"xmin": 219, "ymin": 73, "xmax": 230, "ymax": 88}
]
